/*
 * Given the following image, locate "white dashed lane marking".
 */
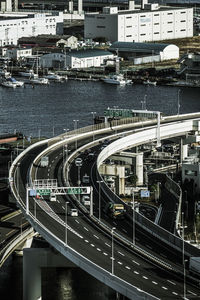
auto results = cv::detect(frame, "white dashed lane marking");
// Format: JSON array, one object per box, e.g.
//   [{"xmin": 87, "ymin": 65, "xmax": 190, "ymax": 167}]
[{"xmin": 167, "ymin": 280, "xmax": 176, "ymax": 285}]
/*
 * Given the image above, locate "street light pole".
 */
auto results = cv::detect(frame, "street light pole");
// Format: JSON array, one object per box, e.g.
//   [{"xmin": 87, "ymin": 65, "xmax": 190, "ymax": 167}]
[
  {"xmin": 91, "ymin": 111, "xmax": 96, "ymax": 141},
  {"xmin": 132, "ymin": 190, "xmax": 135, "ymax": 246},
  {"xmin": 111, "ymin": 227, "xmax": 116, "ymax": 275},
  {"xmin": 182, "ymin": 212, "xmax": 187, "ymax": 300},
  {"xmin": 178, "ymin": 89, "xmax": 181, "ymax": 115},
  {"xmin": 97, "ymin": 180, "xmax": 103, "ymax": 221},
  {"xmin": 73, "ymin": 119, "xmax": 79, "ymax": 150},
  {"xmin": 65, "ymin": 201, "xmax": 69, "ymax": 245}
]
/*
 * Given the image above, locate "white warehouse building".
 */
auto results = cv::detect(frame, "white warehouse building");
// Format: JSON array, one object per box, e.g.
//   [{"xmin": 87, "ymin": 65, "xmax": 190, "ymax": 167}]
[
  {"xmin": 0, "ymin": 11, "xmax": 63, "ymax": 47},
  {"xmin": 40, "ymin": 49, "xmax": 115, "ymax": 69},
  {"xmin": 84, "ymin": 4, "xmax": 193, "ymax": 43},
  {"xmin": 109, "ymin": 41, "xmax": 179, "ymax": 63}
]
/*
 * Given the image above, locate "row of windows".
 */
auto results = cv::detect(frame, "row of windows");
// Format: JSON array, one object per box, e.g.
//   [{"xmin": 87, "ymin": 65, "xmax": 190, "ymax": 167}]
[
  {"xmin": 138, "ymin": 11, "xmax": 187, "ymax": 18},
  {"xmin": 45, "ymin": 18, "xmax": 56, "ymax": 23},
  {"xmin": 138, "ymin": 29, "xmax": 186, "ymax": 36}
]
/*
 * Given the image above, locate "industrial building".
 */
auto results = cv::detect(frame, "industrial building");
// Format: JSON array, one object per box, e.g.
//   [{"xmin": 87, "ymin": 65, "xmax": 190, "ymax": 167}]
[
  {"xmin": 178, "ymin": 52, "xmax": 200, "ymax": 84},
  {"xmin": 0, "ymin": 11, "xmax": 63, "ymax": 47},
  {"xmin": 84, "ymin": 2, "xmax": 193, "ymax": 43},
  {"xmin": 109, "ymin": 41, "xmax": 179, "ymax": 63},
  {"xmin": 18, "ymin": 35, "xmax": 78, "ymax": 49},
  {"xmin": 39, "ymin": 49, "xmax": 115, "ymax": 69}
]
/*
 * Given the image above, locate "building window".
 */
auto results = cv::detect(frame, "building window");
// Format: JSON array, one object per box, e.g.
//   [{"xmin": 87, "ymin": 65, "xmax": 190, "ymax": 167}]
[
  {"xmin": 126, "ymin": 16, "xmax": 132, "ymax": 19},
  {"xmin": 141, "ymin": 24, "xmax": 146, "ymax": 26},
  {"xmin": 126, "ymin": 26, "xmax": 132, "ymax": 28},
  {"xmin": 97, "ymin": 17, "xmax": 105, "ymax": 19},
  {"xmin": 140, "ymin": 15, "xmax": 146, "ymax": 17},
  {"xmin": 97, "ymin": 26, "xmax": 105, "ymax": 28},
  {"xmin": 181, "ymin": 20, "xmax": 186, "ymax": 22},
  {"xmin": 154, "ymin": 14, "xmax": 159, "ymax": 16},
  {"xmin": 167, "ymin": 12, "xmax": 173, "ymax": 15},
  {"xmin": 181, "ymin": 11, "xmax": 186, "ymax": 14},
  {"xmin": 140, "ymin": 33, "xmax": 146, "ymax": 36},
  {"xmin": 154, "ymin": 23, "xmax": 159, "ymax": 25},
  {"xmin": 168, "ymin": 21, "xmax": 173, "ymax": 24},
  {"xmin": 167, "ymin": 31, "xmax": 173, "ymax": 33},
  {"xmin": 181, "ymin": 29, "xmax": 186, "ymax": 31},
  {"xmin": 126, "ymin": 35, "xmax": 132, "ymax": 37},
  {"xmin": 154, "ymin": 32, "xmax": 159, "ymax": 34}
]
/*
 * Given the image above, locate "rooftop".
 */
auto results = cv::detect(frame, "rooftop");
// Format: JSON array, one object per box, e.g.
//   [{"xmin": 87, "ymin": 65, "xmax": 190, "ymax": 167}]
[{"xmin": 109, "ymin": 42, "xmax": 176, "ymax": 53}]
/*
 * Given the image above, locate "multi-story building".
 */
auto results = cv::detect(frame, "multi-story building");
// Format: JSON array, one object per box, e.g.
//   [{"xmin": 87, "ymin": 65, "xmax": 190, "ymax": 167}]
[
  {"xmin": 0, "ymin": 11, "xmax": 63, "ymax": 47},
  {"xmin": 84, "ymin": 3, "xmax": 193, "ymax": 43}
]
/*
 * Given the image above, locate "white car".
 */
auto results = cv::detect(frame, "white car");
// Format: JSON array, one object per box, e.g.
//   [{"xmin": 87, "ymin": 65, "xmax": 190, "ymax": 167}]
[{"xmin": 70, "ymin": 208, "xmax": 78, "ymax": 217}]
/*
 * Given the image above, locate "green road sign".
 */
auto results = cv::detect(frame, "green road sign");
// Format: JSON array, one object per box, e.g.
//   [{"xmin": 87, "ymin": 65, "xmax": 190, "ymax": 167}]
[
  {"xmin": 36, "ymin": 189, "xmax": 51, "ymax": 196},
  {"xmin": 66, "ymin": 187, "xmax": 87, "ymax": 195}
]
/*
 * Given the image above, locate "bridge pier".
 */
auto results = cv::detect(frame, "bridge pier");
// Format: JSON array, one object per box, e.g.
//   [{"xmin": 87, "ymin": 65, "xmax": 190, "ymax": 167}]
[{"xmin": 23, "ymin": 248, "xmax": 75, "ymax": 300}]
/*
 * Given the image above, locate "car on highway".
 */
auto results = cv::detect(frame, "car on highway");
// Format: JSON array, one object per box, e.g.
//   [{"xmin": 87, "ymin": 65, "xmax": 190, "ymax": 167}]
[{"xmin": 70, "ymin": 208, "xmax": 78, "ymax": 217}]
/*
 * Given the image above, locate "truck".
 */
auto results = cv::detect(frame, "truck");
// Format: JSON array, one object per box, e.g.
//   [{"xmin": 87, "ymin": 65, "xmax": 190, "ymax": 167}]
[
  {"xmin": 40, "ymin": 156, "xmax": 49, "ymax": 167},
  {"xmin": 82, "ymin": 195, "xmax": 90, "ymax": 206},
  {"xmin": 189, "ymin": 257, "xmax": 200, "ymax": 278},
  {"xmin": 106, "ymin": 202, "xmax": 125, "ymax": 219}
]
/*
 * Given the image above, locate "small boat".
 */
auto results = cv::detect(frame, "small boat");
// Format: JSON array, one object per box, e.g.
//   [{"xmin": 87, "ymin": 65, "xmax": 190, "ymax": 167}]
[
  {"xmin": 18, "ymin": 69, "xmax": 38, "ymax": 79},
  {"xmin": 143, "ymin": 80, "xmax": 157, "ymax": 86},
  {"xmin": 0, "ymin": 77, "xmax": 17, "ymax": 88},
  {"xmin": 29, "ymin": 77, "xmax": 49, "ymax": 85},
  {"xmin": 103, "ymin": 74, "xmax": 132, "ymax": 85},
  {"xmin": 44, "ymin": 72, "xmax": 66, "ymax": 82}
]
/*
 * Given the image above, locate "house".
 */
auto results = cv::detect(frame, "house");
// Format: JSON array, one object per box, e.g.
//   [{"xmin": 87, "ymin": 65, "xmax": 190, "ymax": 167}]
[
  {"xmin": 39, "ymin": 49, "xmax": 115, "ymax": 69},
  {"xmin": 84, "ymin": 3, "xmax": 193, "ymax": 43},
  {"xmin": 2, "ymin": 47, "xmax": 32, "ymax": 60},
  {"xmin": 109, "ymin": 41, "xmax": 179, "ymax": 63},
  {"xmin": 18, "ymin": 35, "xmax": 78, "ymax": 49}
]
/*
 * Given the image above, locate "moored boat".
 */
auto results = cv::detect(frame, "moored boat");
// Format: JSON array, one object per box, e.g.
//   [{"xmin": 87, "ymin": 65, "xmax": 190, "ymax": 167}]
[
  {"xmin": 18, "ymin": 69, "xmax": 38, "ymax": 79},
  {"xmin": 29, "ymin": 77, "xmax": 49, "ymax": 85},
  {"xmin": 44, "ymin": 72, "xmax": 67, "ymax": 82},
  {"xmin": 0, "ymin": 77, "xmax": 17, "ymax": 88},
  {"xmin": 143, "ymin": 80, "xmax": 157, "ymax": 86},
  {"xmin": 103, "ymin": 74, "xmax": 132, "ymax": 85}
]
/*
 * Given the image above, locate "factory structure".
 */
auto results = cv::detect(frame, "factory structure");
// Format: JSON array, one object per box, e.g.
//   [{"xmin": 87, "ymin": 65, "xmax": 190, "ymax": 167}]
[
  {"xmin": 0, "ymin": 11, "xmax": 63, "ymax": 46},
  {"xmin": 84, "ymin": 1, "xmax": 193, "ymax": 42}
]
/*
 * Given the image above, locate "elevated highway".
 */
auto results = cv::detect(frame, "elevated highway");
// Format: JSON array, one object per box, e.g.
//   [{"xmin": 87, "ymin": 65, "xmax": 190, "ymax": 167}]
[{"xmin": 9, "ymin": 112, "xmax": 200, "ymax": 300}]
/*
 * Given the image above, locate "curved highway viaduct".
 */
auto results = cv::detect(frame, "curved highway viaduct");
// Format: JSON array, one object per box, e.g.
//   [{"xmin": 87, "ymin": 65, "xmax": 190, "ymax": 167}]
[{"xmin": 9, "ymin": 112, "xmax": 200, "ymax": 300}]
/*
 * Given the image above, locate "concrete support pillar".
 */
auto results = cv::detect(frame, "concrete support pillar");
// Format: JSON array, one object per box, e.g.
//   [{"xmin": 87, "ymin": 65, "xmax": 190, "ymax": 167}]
[
  {"xmin": 69, "ymin": 1, "xmax": 73, "ymax": 13},
  {"xmin": 23, "ymin": 248, "xmax": 75, "ymax": 300},
  {"xmin": 119, "ymin": 177, "xmax": 125, "ymax": 195},
  {"xmin": 135, "ymin": 153, "xmax": 143, "ymax": 186},
  {"xmin": 78, "ymin": 0, "xmax": 82, "ymax": 14},
  {"xmin": 6, "ymin": 0, "xmax": 12, "ymax": 11},
  {"xmin": 180, "ymin": 138, "xmax": 188, "ymax": 163},
  {"xmin": 129, "ymin": 0, "xmax": 135, "ymax": 10},
  {"xmin": 182, "ymin": 144, "xmax": 188, "ymax": 161},
  {"xmin": 23, "ymin": 249, "xmax": 41, "ymax": 300}
]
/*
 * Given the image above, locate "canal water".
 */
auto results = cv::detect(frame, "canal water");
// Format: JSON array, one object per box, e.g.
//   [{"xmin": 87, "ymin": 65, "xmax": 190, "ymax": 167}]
[
  {"xmin": 0, "ymin": 79, "xmax": 199, "ymax": 300},
  {"xmin": 0, "ymin": 79, "xmax": 199, "ymax": 138}
]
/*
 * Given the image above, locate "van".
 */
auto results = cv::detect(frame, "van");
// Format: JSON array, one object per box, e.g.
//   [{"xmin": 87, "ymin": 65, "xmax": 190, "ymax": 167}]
[{"xmin": 82, "ymin": 195, "xmax": 90, "ymax": 206}]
